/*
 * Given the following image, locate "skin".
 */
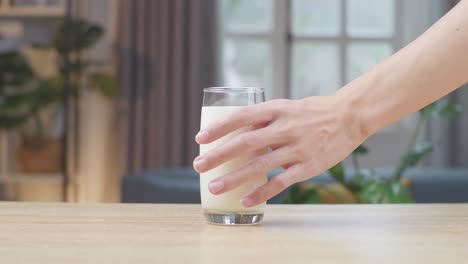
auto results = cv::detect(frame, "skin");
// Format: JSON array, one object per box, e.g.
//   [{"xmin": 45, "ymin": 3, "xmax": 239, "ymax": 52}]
[{"xmin": 194, "ymin": 0, "xmax": 468, "ymax": 208}]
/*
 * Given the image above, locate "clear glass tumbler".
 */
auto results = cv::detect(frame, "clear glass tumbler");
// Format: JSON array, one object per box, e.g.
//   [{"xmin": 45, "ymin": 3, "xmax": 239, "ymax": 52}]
[{"xmin": 200, "ymin": 87, "xmax": 266, "ymax": 225}]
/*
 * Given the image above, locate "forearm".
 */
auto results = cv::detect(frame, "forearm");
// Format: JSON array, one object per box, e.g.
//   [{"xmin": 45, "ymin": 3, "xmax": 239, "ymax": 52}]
[{"xmin": 336, "ymin": 0, "xmax": 468, "ymax": 138}]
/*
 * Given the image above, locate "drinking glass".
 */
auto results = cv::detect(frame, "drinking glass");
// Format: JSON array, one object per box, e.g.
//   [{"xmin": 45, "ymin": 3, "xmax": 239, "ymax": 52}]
[{"xmin": 200, "ymin": 87, "xmax": 266, "ymax": 225}]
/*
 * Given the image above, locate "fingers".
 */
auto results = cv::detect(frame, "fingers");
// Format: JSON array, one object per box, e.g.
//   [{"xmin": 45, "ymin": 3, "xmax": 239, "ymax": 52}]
[
  {"xmin": 196, "ymin": 101, "xmax": 276, "ymax": 144},
  {"xmin": 207, "ymin": 146, "xmax": 297, "ymax": 195},
  {"xmin": 241, "ymin": 165, "xmax": 303, "ymax": 208},
  {"xmin": 194, "ymin": 126, "xmax": 285, "ymax": 173}
]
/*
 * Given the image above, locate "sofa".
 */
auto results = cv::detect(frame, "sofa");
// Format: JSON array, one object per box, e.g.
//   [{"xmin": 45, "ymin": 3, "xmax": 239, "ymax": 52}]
[{"xmin": 122, "ymin": 168, "xmax": 468, "ymax": 204}]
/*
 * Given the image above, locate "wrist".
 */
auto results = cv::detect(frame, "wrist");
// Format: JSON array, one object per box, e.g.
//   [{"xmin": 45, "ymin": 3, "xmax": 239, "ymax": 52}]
[{"xmin": 333, "ymin": 72, "xmax": 380, "ymax": 141}]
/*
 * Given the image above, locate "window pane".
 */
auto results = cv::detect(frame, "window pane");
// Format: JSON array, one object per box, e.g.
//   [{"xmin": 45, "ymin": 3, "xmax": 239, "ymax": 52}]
[
  {"xmin": 222, "ymin": 38, "xmax": 272, "ymax": 97},
  {"xmin": 347, "ymin": 0, "xmax": 394, "ymax": 38},
  {"xmin": 291, "ymin": 42, "xmax": 340, "ymax": 99},
  {"xmin": 347, "ymin": 42, "xmax": 392, "ymax": 82},
  {"xmin": 291, "ymin": 0, "xmax": 341, "ymax": 37},
  {"xmin": 223, "ymin": 0, "xmax": 272, "ymax": 33}
]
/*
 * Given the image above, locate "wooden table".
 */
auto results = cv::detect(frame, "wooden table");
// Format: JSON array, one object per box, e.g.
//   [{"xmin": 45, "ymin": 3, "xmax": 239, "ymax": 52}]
[{"xmin": 1, "ymin": 203, "xmax": 467, "ymax": 264}]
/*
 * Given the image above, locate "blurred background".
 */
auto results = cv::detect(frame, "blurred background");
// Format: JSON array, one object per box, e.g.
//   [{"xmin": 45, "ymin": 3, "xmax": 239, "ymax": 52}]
[{"xmin": 0, "ymin": 0, "xmax": 466, "ymax": 204}]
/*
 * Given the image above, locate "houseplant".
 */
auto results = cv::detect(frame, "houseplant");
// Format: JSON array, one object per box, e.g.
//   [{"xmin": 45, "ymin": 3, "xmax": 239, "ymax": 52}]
[
  {"xmin": 0, "ymin": 18, "xmax": 117, "ymax": 173},
  {"xmin": 284, "ymin": 99, "xmax": 463, "ymax": 204},
  {"xmin": 0, "ymin": 51, "xmax": 64, "ymax": 172}
]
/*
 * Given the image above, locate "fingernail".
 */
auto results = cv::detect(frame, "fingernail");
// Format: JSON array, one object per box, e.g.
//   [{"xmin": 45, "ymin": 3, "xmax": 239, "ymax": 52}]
[
  {"xmin": 208, "ymin": 180, "xmax": 224, "ymax": 194},
  {"xmin": 196, "ymin": 130, "xmax": 208, "ymax": 142},
  {"xmin": 193, "ymin": 157, "xmax": 206, "ymax": 172},
  {"xmin": 241, "ymin": 197, "xmax": 255, "ymax": 208}
]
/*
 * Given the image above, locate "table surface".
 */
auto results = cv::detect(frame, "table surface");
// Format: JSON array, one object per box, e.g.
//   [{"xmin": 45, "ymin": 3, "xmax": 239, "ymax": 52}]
[{"xmin": 1, "ymin": 203, "xmax": 468, "ymax": 264}]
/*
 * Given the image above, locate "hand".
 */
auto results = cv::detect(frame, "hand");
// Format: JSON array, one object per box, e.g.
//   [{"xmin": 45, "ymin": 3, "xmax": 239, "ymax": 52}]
[{"xmin": 193, "ymin": 94, "xmax": 366, "ymax": 208}]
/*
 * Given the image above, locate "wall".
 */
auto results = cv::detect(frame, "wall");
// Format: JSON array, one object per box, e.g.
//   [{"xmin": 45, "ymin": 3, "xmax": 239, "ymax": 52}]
[{"xmin": 73, "ymin": 0, "xmax": 122, "ymax": 203}]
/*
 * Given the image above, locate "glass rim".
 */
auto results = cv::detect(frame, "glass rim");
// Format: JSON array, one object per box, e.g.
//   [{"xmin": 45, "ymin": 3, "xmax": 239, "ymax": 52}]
[{"xmin": 204, "ymin": 87, "xmax": 264, "ymax": 93}]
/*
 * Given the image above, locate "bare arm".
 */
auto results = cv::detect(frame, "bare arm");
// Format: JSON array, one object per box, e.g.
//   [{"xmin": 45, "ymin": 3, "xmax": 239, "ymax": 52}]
[
  {"xmin": 194, "ymin": 0, "xmax": 468, "ymax": 208},
  {"xmin": 340, "ymin": 0, "xmax": 468, "ymax": 136}
]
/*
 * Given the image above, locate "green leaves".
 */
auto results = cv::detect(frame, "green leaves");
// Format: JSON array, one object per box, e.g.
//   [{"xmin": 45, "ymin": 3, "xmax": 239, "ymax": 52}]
[
  {"xmin": 53, "ymin": 19, "xmax": 104, "ymax": 55},
  {"xmin": 329, "ymin": 162, "xmax": 345, "ymax": 183},
  {"xmin": 419, "ymin": 101, "xmax": 463, "ymax": 117},
  {"xmin": 353, "ymin": 145, "xmax": 369, "ymax": 155},
  {"xmin": 0, "ymin": 18, "xmax": 113, "ymax": 135},
  {"xmin": 283, "ymin": 184, "xmax": 320, "ymax": 204},
  {"xmin": 0, "ymin": 52, "xmax": 34, "ymax": 89},
  {"xmin": 420, "ymin": 102, "xmax": 437, "ymax": 117},
  {"xmin": 438, "ymin": 102, "xmax": 463, "ymax": 117},
  {"xmin": 403, "ymin": 143, "xmax": 433, "ymax": 168},
  {"xmin": 89, "ymin": 72, "xmax": 119, "ymax": 98},
  {"xmin": 359, "ymin": 179, "xmax": 413, "ymax": 204}
]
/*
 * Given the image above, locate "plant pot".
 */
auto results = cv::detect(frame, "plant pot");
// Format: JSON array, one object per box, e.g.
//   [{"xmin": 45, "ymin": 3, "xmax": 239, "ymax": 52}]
[{"xmin": 17, "ymin": 138, "xmax": 62, "ymax": 173}]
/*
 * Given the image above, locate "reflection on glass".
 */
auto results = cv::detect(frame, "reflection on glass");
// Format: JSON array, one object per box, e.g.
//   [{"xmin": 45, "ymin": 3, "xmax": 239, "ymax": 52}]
[
  {"xmin": 291, "ymin": 42, "xmax": 339, "ymax": 99},
  {"xmin": 222, "ymin": 38, "xmax": 272, "ymax": 98},
  {"xmin": 347, "ymin": 0, "xmax": 394, "ymax": 38},
  {"xmin": 222, "ymin": 0, "xmax": 272, "ymax": 33},
  {"xmin": 347, "ymin": 42, "xmax": 392, "ymax": 82},
  {"xmin": 291, "ymin": 0, "xmax": 341, "ymax": 37}
]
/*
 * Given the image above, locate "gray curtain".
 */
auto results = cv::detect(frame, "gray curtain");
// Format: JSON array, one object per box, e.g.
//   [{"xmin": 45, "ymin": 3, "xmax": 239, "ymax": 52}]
[
  {"xmin": 118, "ymin": 0, "xmax": 218, "ymax": 173},
  {"xmin": 427, "ymin": 0, "xmax": 468, "ymax": 167}
]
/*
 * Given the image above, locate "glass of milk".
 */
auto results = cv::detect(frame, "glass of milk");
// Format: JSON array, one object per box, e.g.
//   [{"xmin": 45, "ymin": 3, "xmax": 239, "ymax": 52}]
[{"xmin": 200, "ymin": 87, "xmax": 267, "ymax": 225}]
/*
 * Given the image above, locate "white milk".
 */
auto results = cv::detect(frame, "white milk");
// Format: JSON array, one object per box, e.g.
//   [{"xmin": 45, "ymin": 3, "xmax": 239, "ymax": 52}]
[{"xmin": 200, "ymin": 106, "xmax": 267, "ymax": 213}]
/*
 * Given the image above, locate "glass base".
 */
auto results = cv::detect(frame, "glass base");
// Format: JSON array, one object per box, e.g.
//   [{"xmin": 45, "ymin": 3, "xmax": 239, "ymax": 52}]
[{"xmin": 203, "ymin": 210, "xmax": 263, "ymax": 225}]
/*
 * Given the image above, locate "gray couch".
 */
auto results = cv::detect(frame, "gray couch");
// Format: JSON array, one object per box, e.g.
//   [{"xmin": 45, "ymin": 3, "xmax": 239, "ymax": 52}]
[{"xmin": 122, "ymin": 168, "xmax": 468, "ymax": 203}]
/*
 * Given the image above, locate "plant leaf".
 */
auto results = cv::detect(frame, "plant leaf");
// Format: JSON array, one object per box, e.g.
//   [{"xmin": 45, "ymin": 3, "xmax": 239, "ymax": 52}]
[
  {"xmin": 437, "ymin": 102, "xmax": 463, "ymax": 117},
  {"xmin": 346, "ymin": 171, "xmax": 368, "ymax": 193},
  {"xmin": 283, "ymin": 184, "xmax": 320, "ymax": 204},
  {"xmin": 402, "ymin": 143, "xmax": 433, "ymax": 169},
  {"xmin": 53, "ymin": 19, "xmax": 104, "ymax": 54},
  {"xmin": 329, "ymin": 162, "xmax": 345, "ymax": 183},
  {"xmin": 89, "ymin": 72, "xmax": 119, "ymax": 98},
  {"xmin": 0, "ymin": 93, "xmax": 34, "ymax": 113},
  {"xmin": 0, "ymin": 51, "xmax": 35, "ymax": 88},
  {"xmin": 419, "ymin": 102, "xmax": 437, "ymax": 117},
  {"xmin": 302, "ymin": 188, "xmax": 321, "ymax": 204},
  {"xmin": 388, "ymin": 182, "xmax": 413, "ymax": 203},
  {"xmin": 353, "ymin": 144, "xmax": 369, "ymax": 155},
  {"xmin": 358, "ymin": 179, "xmax": 388, "ymax": 204}
]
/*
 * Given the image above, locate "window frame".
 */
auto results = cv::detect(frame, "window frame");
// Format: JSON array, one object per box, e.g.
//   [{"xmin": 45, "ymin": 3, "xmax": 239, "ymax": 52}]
[{"xmin": 220, "ymin": 0, "xmax": 404, "ymax": 99}]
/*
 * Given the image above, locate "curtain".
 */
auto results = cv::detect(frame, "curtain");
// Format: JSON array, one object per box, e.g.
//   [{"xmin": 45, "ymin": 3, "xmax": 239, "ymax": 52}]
[{"xmin": 118, "ymin": 0, "xmax": 218, "ymax": 173}]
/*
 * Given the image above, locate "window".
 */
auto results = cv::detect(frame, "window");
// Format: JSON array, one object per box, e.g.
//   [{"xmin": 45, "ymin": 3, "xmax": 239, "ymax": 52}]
[
  {"xmin": 220, "ymin": 0, "xmax": 399, "ymax": 99},
  {"xmin": 219, "ymin": 0, "xmax": 447, "ymax": 168}
]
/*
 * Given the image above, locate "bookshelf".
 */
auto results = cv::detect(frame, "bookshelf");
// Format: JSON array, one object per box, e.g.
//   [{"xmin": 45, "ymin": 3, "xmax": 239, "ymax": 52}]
[
  {"xmin": 0, "ymin": 0, "xmax": 64, "ymax": 17},
  {"xmin": 0, "ymin": 0, "xmax": 65, "ymax": 201},
  {"xmin": 0, "ymin": 130, "xmax": 63, "ymax": 201}
]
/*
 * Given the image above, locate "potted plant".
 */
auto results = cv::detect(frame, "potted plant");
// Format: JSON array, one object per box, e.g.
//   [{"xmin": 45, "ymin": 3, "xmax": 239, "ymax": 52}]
[
  {"xmin": 0, "ymin": 18, "xmax": 117, "ymax": 174},
  {"xmin": 284, "ymin": 99, "xmax": 463, "ymax": 204},
  {"xmin": 0, "ymin": 51, "xmax": 64, "ymax": 173}
]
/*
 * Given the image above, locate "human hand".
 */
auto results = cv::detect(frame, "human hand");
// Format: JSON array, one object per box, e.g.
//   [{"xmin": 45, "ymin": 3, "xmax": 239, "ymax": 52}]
[{"xmin": 193, "ymin": 94, "xmax": 367, "ymax": 208}]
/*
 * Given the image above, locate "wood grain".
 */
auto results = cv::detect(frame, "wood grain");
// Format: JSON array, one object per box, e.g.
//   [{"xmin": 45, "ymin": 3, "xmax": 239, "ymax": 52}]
[{"xmin": 0, "ymin": 203, "xmax": 467, "ymax": 264}]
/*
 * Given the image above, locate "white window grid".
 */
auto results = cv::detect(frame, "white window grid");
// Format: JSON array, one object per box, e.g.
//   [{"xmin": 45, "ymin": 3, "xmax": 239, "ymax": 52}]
[{"xmin": 220, "ymin": 0, "xmax": 403, "ymax": 99}]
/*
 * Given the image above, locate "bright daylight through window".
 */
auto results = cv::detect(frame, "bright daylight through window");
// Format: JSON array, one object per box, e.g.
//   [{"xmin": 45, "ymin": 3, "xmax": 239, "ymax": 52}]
[{"xmin": 220, "ymin": 0, "xmax": 397, "ymax": 99}]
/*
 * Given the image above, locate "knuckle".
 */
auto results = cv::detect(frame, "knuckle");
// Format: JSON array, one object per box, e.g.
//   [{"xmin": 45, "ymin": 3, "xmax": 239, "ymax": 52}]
[
  {"xmin": 241, "ymin": 135, "xmax": 257, "ymax": 150},
  {"xmin": 275, "ymin": 176, "xmax": 294, "ymax": 190},
  {"xmin": 293, "ymin": 98, "xmax": 306, "ymax": 113},
  {"xmin": 277, "ymin": 123, "xmax": 295, "ymax": 138},
  {"xmin": 290, "ymin": 146, "xmax": 306, "ymax": 161},
  {"xmin": 253, "ymin": 158, "xmax": 271, "ymax": 173}
]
